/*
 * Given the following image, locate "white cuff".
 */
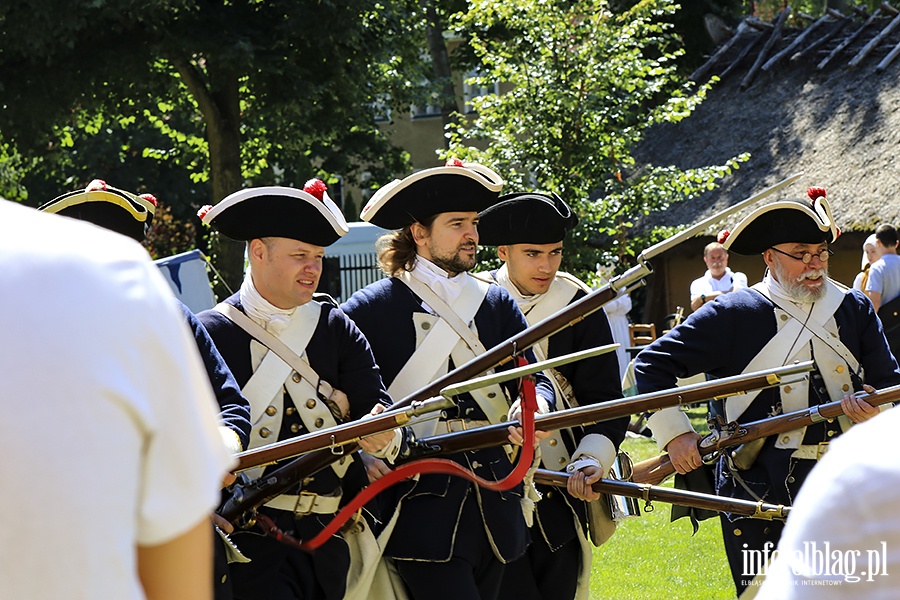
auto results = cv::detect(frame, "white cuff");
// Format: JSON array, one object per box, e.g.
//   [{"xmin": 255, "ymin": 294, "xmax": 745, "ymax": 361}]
[
  {"xmin": 366, "ymin": 429, "xmax": 403, "ymax": 462},
  {"xmin": 218, "ymin": 426, "xmax": 244, "ymax": 455},
  {"xmin": 646, "ymin": 406, "xmax": 693, "ymax": 452},
  {"xmin": 568, "ymin": 433, "xmax": 616, "ymax": 475}
]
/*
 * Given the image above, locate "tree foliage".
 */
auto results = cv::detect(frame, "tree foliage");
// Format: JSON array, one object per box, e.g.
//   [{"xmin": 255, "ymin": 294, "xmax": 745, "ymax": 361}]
[
  {"xmin": 445, "ymin": 0, "xmax": 748, "ymax": 284},
  {"xmin": 0, "ymin": 0, "xmax": 424, "ymax": 288}
]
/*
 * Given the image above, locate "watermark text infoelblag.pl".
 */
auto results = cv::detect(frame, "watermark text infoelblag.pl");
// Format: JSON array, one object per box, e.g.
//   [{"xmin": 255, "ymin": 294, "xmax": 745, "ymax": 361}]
[{"xmin": 742, "ymin": 541, "xmax": 890, "ymax": 583}]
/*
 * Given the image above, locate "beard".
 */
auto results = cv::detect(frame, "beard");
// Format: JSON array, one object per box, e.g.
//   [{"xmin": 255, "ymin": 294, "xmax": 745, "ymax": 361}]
[
  {"xmin": 430, "ymin": 242, "xmax": 477, "ymax": 275},
  {"xmin": 772, "ymin": 258, "xmax": 828, "ymax": 303}
]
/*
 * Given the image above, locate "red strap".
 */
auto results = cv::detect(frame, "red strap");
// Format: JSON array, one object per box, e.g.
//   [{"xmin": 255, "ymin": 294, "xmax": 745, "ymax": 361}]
[{"xmin": 297, "ymin": 356, "xmax": 539, "ymax": 551}]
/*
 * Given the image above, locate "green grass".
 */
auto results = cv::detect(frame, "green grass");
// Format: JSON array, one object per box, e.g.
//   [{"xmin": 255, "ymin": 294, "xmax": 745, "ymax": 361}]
[{"xmin": 587, "ymin": 408, "xmax": 737, "ymax": 600}]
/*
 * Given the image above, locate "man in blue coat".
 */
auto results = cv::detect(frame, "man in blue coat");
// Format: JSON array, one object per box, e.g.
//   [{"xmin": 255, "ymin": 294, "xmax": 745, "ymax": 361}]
[
  {"xmin": 477, "ymin": 192, "xmax": 628, "ymax": 600},
  {"xmin": 197, "ymin": 181, "xmax": 400, "ymax": 600},
  {"xmin": 635, "ymin": 188, "xmax": 900, "ymax": 595},
  {"xmin": 342, "ymin": 161, "xmax": 555, "ymax": 600}
]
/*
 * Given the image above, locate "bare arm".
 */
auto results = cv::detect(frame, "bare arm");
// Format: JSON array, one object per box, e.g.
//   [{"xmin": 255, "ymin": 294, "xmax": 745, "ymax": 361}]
[
  {"xmin": 137, "ymin": 518, "xmax": 213, "ymax": 600},
  {"xmin": 867, "ymin": 290, "xmax": 883, "ymax": 312}
]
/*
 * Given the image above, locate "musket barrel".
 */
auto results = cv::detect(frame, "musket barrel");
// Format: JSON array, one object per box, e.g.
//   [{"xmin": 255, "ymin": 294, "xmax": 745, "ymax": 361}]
[
  {"xmin": 632, "ymin": 381, "xmax": 900, "ymax": 486},
  {"xmin": 409, "ymin": 362, "xmax": 813, "ymax": 458},
  {"xmin": 533, "ymin": 469, "xmax": 789, "ymax": 520}
]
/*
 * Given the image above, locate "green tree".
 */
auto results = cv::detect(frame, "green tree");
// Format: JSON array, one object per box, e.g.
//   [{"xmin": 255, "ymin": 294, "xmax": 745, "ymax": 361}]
[
  {"xmin": 0, "ymin": 0, "xmax": 422, "ymax": 290},
  {"xmin": 445, "ymin": 0, "xmax": 748, "ymax": 284}
]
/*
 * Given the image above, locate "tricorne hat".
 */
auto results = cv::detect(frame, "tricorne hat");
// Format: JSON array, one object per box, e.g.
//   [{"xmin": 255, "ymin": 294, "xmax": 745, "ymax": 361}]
[
  {"xmin": 722, "ymin": 187, "xmax": 840, "ymax": 256},
  {"xmin": 360, "ymin": 159, "xmax": 504, "ymax": 229},
  {"xmin": 38, "ymin": 179, "xmax": 157, "ymax": 242},
  {"xmin": 198, "ymin": 179, "xmax": 349, "ymax": 247},
  {"xmin": 477, "ymin": 192, "xmax": 578, "ymax": 246}
]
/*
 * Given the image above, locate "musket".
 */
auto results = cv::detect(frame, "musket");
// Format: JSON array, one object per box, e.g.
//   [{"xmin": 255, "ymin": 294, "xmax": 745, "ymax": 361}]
[
  {"xmin": 219, "ymin": 174, "xmax": 802, "ymax": 525},
  {"xmin": 233, "ymin": 345, "xmax": 618, "ymax": 472},
  {"xmin": 534, "ymin": 469, "xmax": 789, "ymax": 521},
  {"xmin": 403, "ymin": 362, "xmax": 812, "ymax": 458},
  {"xmin": 631, "ymin": 382, "xmax": 900, "ymax": 486}
]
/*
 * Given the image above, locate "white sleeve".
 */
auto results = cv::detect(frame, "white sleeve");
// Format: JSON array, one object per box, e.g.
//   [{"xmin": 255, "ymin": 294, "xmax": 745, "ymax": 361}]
[{"xmin": 134, "ymin": 261, "xmax": 236, "ymax": 546}]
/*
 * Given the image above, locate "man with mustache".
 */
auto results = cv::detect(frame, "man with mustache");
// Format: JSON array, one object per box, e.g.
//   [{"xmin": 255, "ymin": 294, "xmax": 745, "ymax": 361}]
[
  {"xmin": 634, "ymin": 188, "xmax": 900, "ymax": 596},
  {"xmin": 341, "ymin": 160, "xmax": 555, "ymax": 600}
]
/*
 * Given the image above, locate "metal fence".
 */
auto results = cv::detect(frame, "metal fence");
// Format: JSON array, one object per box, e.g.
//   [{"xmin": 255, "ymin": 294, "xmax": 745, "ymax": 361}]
[{"xmin": 319, "ymin": 252, "xmax": 385, "ymax": 302}]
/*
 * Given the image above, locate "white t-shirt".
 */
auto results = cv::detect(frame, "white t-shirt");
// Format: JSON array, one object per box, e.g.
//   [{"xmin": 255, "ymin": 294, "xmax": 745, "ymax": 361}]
[
  {"xmin": 755, "ymin": 407, "xmax": 900, "ymax": 598},
  {"xmin": 866, "ymin": 254, "xmax": 900, "ymax": 307},
  {"xmin": 690, "ymin": 267, "xmax": 748, "ymax": 299},
  {"xmin": 0, "ymin": 201, "xmax": 234, "ymax": 599}
]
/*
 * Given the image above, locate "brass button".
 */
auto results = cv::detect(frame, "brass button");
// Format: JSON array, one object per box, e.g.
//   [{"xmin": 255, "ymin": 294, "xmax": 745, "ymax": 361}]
[
  {"xmin": 781, "ymin": 436, "xmax": 791, "ymax": 444},
  {"xmin": 259, "ymin": 427, "xmax": 272, "ymax": 438},
  {"xmin": 546, "ymin": 491, "xmax": 553, "ymax": 499},
  {"xmin": 306, "ymin": 398, "xmax": 317, "ymax": 409},
  {"xmin": 787, "ymin": 476, "xmax": 795, "ymax": 484},
  {"xmin": 315, "ymin": 418, "xmax": 324, "ymax": 428},
  {"xmin": 290, "ymin": 424, "xmax": 300, "ymax": 433},
  {"xmin": 221, "ymin": 575, "xmax": 227, "ymax": 583},
  {"xmin": 265, "ymin": 406, "xmax": 277, "ymax": 416},
  {"xmin": 286, "ymin": 407, "xmax": 296, "ymax": 415},
  {"xmin": 763, "ymin": 527, "xmax": 770, "ymax": 535},
  {"xmin": 784, "ymin": 385, "xmax": 792, "ymax": 393},
  {"xmin": 340, "ymin": 456, "xmax": 347, "ymax": 465},
  {"xmin": 780, "ymin": 314, "xmax": 788, "ymax": 321},
  {"xmin": 548, "ymin": 438, "xmax": 558, "ymax": 447},
  {"xmin": 487, "ymin": 392, "xmax": 497, "ymax": 399},
  {"xmin": 827, "ymin": 429, "xmax": 836, "ymax": 438},
  {"xmin": 836, "ymin": 365, "xmax": 845, "ymax": 373},
  {"xmin": 500, "ymin": 415, "xmax": 508, "ymax": 422},
  {"xmin": 733, "ymin": 528, "xmax": 742, "ymax": 537},
  {"xmin": 292, "ymin": 372, "xmax": 301, "ymax": 383},
  {"xmin": 842, "ymin": 384, "xmax": 850, "ymax": 392},
  {"xmin": 558, "ymin": 457, "xmax": 567, "ymax": 466},
  {"xmin": 421, "ymin": 322, "xmax": 431, "ymax": 330}
]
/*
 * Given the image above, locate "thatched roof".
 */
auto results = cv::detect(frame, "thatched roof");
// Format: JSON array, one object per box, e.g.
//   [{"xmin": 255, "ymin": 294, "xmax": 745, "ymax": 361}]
[{"xmin": 636, "ymin": 7, "xmax": 900, "ymax": 234}]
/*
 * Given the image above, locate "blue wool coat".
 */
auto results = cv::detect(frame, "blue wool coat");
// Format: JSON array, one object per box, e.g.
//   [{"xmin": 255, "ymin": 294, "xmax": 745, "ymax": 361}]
[
  {"xmin": 199, "ymin": 293, "xmax": 392, "ymax": 600},
  {"xmin": 341, "ymin": 277, "xmax": 553, "ymax": 563}
]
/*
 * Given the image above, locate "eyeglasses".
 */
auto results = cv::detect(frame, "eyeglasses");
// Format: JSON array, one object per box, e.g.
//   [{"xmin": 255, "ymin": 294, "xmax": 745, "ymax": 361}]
[{"xmin": 769, "ymin": 247, "xmax": 833, "ymax": 264}]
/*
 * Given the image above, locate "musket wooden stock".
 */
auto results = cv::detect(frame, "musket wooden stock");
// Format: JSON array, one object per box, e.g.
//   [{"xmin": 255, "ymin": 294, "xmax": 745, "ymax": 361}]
[
  {"xmin": 533, "ymin": 469, "xmax": 789, "ymax": 520},
  {"xmin": 406, "ymin": 362, "xmax": 813, "ymax": 458},
  {"xmin": 232, "ymin": 397, "xmax": 455, "ymax": 472},
  {"xmin": 631, "ymin": 382, "xmax": 900, "ymax": 486}
]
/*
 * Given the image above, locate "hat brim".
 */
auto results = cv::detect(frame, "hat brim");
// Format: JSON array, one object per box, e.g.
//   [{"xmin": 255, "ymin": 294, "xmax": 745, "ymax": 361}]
[
  {"xmin": 39, "ymin": 188, "xmax": 154, "ymax": 242},
  {"xmin": 361, "ymin": 164, "xmax": 504, "ymax": 229},
  {"xmin": 203, "ymin": 186, "xmax": 349, "ymax": 246},
  {"xmin": 478, "ymin": 192, "xmax": 578, "ymax": 246},
  {"xmin": 724, "ymin": 199, "xmax": 838, "ymax": 255}
]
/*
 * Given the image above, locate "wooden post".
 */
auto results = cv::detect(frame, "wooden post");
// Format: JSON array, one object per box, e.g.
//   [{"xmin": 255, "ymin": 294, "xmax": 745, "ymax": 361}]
[
  {"xmin": 818, "ymin": 7, "xmax": 885, "ymax": 70},
  {"xmin": 848, "ymin": 3, "xmax": 900, "ymax": 68},
  {"xmin": 762, "ymin": 13, "xmax": 834, "ymax": 71},
  {"xmin": 876, "ymin": 36, "xmax": 900, "ymax": 70},
  {"xmin": 792, "ymin": 9, "xmax": 851, "ymax": 61},
  {"xmin": 741, "ymin": 7, "xmax": 791, "ymax": 89},
  {"xmin": 690, "ymin": 20, "xmax": 750, "ymax": 82}
]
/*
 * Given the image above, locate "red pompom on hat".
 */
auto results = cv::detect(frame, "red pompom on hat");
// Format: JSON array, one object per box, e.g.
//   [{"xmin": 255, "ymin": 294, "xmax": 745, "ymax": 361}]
[
  {"xmin": 139, "ymin": 193, "xmax": 158, "ymax": 207},
  {"xmin": 807, "ymin": 187, "xmax": 827, "ymax": 202},
  {"xmin": 717, "ymin": 229, "xmax": 730, "ymax": 244},
  {"xmin": 446, "ymin": 158, "xmax": 465, "ymax": 167},
  {"xmin": 86, "ymin": 179, "xmax": 108, "ymax": 192},
  {"xmin": 304, "ymin": 178, "xmax": 328, "ymax": 202}
]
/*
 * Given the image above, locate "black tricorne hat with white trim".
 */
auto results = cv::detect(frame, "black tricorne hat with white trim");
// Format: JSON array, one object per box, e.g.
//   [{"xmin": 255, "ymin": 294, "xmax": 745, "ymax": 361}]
[
  {"xmin": 360, "ymin": 159, "xmax": 504, "ymax": 229},
  {"xmin": 722, "ymin": 187, "xmax": 840, "ymax": 256},
  {"xmin": 477, "ymin": 192, "xmax": 578, "ymax": 246},
  {"xmin": 198, "ymin": 179, "xmax": 349, "ymax": 246},
  {"xmin": 39, "ymin": 179, "xmax": 157, "ymax": 242}
]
